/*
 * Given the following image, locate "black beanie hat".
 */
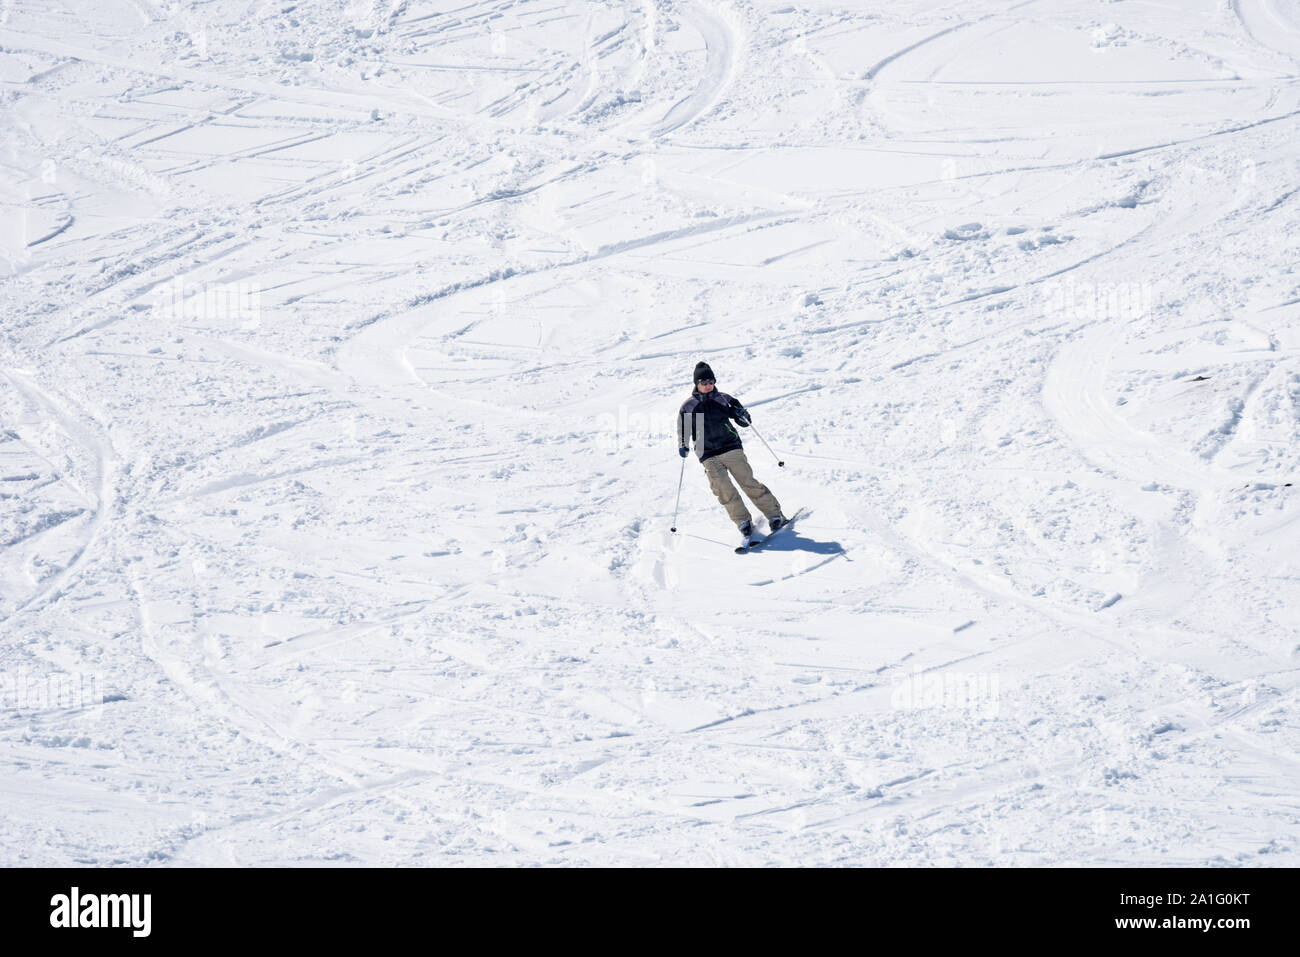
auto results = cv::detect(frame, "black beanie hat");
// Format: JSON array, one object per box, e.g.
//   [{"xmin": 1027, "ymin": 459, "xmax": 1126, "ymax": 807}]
[{"xmin": 694, "ymin": 361, "xmax": 715, "ymax": 384}]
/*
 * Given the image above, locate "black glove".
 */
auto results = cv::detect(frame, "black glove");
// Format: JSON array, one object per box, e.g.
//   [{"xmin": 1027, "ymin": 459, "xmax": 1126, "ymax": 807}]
[
  {"xmin": 679, "ymin": 446, "xmax": 690, "ymax": 458},
  {"xmin": 734, "ymin": 412, "xmax": 751, "ymax": 427}
]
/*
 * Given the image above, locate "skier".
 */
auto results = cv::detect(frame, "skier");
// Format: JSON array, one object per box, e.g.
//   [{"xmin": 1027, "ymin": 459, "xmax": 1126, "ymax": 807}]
[{"xmin": 678, "ymin": 361, "xmax": 787, "ymax": 546}]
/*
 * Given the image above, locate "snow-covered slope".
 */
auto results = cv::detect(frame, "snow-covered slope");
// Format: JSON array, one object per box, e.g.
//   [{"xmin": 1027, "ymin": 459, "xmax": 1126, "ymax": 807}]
[{"xmin": 2, "ymin": 0, "xmax": 1297, "ymax": 865}]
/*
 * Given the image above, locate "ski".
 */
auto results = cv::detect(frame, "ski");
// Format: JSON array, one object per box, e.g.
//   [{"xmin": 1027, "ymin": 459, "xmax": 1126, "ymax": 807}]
[{"xmin": 746, "ymin": 507, "xmax": 807, "ymax": 550}]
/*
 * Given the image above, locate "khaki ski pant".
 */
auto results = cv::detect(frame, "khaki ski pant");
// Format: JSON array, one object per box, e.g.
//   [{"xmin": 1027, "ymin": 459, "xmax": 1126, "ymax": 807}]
[{"xmin": 702, "ymin": 449, "xmax": 782, "ymax": 529}]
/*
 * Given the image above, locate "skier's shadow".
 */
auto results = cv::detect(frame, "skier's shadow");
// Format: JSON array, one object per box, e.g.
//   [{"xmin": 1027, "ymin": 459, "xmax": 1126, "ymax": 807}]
[{"xmin": 757, "ymin": 528, "xmax": 845, "ymax": 556}]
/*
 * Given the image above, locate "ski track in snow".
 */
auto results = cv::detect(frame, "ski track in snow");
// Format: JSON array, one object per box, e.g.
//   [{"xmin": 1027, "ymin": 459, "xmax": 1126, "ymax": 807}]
[
  {"xmin": 0, "ymin": 370, "xmax": 118, "ymax": 624},
  {"xmin": 1, "ymin": 0, "xmax": 1299, "ymax": 865},
  {"xmin": 646, "ymin": 1, "xmax": 739, "ymax": 138}
]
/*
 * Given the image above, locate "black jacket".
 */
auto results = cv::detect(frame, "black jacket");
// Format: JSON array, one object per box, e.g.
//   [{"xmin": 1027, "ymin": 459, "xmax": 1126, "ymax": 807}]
[{"xmin": 679, "ymin": 389, "xmax": 751, "ymax": 462}]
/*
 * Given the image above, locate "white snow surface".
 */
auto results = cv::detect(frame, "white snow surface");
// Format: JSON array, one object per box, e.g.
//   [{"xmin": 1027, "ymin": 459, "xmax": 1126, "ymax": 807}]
[{"xmin": 2, "ymin": 0, "xmax": 1299, "ymax": 866}]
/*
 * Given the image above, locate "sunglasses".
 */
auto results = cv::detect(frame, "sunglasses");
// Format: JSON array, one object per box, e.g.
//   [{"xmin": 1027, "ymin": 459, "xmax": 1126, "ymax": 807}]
[{"xmin": 697, "ymin": 378, "xmax": 715, "ymax": 386}]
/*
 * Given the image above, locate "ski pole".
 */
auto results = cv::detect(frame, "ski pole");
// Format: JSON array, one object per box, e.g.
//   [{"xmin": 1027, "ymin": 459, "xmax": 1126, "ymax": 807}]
[
  {"xmin": 670, "ymin": 455, "xmax": 687, "ymax": 532},
  {"xmin": 749, "ymin": 425, "xmax": 785, "ymax": 467}
]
